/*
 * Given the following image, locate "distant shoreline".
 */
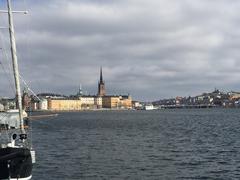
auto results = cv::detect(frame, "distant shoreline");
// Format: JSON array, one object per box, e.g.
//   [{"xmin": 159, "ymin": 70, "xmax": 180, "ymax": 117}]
[
  {"xmin": 26, "ymin": 106, "xmax": 240, "ymax": 113},
  {"xmin": 27, "ymin": 108, "xmax": 134, "ymax": 113}
]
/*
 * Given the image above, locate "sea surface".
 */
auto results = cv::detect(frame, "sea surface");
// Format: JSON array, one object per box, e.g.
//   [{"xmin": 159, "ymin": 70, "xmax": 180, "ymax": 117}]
[{"xmin": 31, "ymin": 109, "xmax": 240, "ymax": 179}]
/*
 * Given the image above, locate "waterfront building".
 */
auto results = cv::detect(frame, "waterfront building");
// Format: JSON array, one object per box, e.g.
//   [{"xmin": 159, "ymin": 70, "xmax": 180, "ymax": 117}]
[
  {"xmin": 229, "ymin": 92, "xmax": 240, "ymax": 100},
  {"xmin": 38, "ymin": 98, "xmax": 48, "ymax": 110},
  {"xmin": 75, "ymin": 84, "xmax": 102, "ymax": 109},
  {"xmin": 22, "ymin": 88, "xmax": 31, "ymax": 110},
  {"xmin": 102, "ymin": 95, "xmax": 132, "ymax": 109},
  {"xmin": 48, "ymin": 98, "xmax": 81, "ymax": 111},
  {"xmin": 79, "ymin": 96, "xmax": 95, "ymax": 109},
  {"xmin": 119, "ymin": 95, "xmax": 132, "ymax": 109},
  {"xmin": 29, "ymin": 96, "xmax": 40, "ymax": 111},
  {"xmin": 77, "ymin": 84, "xmax": 83, "ymax": 96},
  {"xmin": 94, "ymin": 96, "xmax": 102, "ymax": 108},
  {"xmin": 96, "ymin": 67, "xmax": 132, "ymax": 109},
  {"xmin": 79, "ymin": 96, "xmax": 95, "ymax": 105},
  {"xmin": 26, "ymin": 67, "xmax": 132, "ymax": 111},
  {"xmin": 102, "ymin": 96, "xmax": 120, "ymax": 108},
  {"xmin": 132, "ymin": 101, "xmax": 142, "ymax": 109}
]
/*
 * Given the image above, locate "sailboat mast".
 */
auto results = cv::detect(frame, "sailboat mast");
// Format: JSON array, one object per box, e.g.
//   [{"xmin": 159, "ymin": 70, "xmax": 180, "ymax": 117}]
[{"xmin": 7, "ymin": 0, "xmax": 25, "ymax": 133}]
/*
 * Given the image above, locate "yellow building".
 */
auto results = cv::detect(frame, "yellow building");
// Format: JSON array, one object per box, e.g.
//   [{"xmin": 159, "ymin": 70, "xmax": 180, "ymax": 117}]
[
  {"xmin": 78, "ymin": 96, "xmax": 95, "ymax": 109},
  {"xmin": 48, "ymin": 99, "xmax": 81, "ymax": 111},
  {"xmin": 79, "ymin": 96, "xmax": 95, "ymax": 105},
  {"xmin": 94, "ymin": 96, "xmax": 102, "ymax": 108},
  {"xmin": 102, "ymin": 96, "xmax": 120, "ymax": 108},
  {"xmin": 102, "ymin": 95, "xmax": 132, "ymax": 109},
  {"xmin": 229, "ymin": 92, "xmax": 240, "ymax": 100},
  {"xmin": 119, "ymin": 96, "xmax": 132, "ymax": 109}
]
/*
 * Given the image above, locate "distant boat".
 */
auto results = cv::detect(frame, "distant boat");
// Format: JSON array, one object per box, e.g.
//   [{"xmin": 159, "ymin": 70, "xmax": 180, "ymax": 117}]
[
  {"xmin": 0, "ymin": 0, "xmax": 35, "ymax": 179},
  {"xmin": 144, "ymin": 104, "xmax": 156, "ymax": 110}
]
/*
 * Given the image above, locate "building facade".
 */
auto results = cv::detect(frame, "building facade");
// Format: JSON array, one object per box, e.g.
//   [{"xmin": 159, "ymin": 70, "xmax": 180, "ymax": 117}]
[
  {"xmin": 94, "ymin": 96, "xmax": 102, "ymax": 108},
  {"xmin": 102, "ymin": 96, "xmax": 120, "ymax": 108},
  {"xmin": 79, "ymin": 96, "xmax": 95, "ymax": 109},
  {"xmin": 48, "ymin": 99, "xmax": 81, "ymax": 111},
  {"xmin": 38, "ymin": 99, "xmax": 48, "ymax": 110},
  {"xmin": 119, "ymin": 96, "xmax": 132, "ymax": 109},
  {"xmin": 22, "ymin": 88, "xmax": 31, "ymax": 111},
  {"xmin": 102, "ymin": 95, "xmax": 132, "ymax": 109}
]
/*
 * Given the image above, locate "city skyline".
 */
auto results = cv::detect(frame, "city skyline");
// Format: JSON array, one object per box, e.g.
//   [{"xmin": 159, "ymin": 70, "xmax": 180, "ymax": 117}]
[{"xmin": 0, "ymin": 0, "xmax": 240, "ymax": 101}]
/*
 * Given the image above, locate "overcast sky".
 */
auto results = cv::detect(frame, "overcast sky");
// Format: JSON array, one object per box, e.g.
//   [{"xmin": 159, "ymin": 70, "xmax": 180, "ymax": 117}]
[{"xmin": 0, "ymin": 0, "xmax": 240, "ymax": 101}]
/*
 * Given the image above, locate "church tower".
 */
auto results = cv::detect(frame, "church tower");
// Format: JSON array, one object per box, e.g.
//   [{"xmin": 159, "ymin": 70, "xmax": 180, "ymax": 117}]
[
  {"xmin": 77, "ymin": 84, "xmax": 83, "ymax": 97},
  {"xmin": 97, "ymin": 67, "xmax": 106, "ymax": 96}
]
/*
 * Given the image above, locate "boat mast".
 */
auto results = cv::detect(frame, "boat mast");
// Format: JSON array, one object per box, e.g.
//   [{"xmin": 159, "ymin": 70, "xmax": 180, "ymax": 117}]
[{"xmin": 7, "ymin": 0, "xmax": 25, "ymax": 133}]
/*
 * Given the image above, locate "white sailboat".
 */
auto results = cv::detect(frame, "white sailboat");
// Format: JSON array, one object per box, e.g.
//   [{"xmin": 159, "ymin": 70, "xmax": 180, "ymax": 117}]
[{"xmin": 0, "ymin": 0, "xmax": 35, "ymax": 179}]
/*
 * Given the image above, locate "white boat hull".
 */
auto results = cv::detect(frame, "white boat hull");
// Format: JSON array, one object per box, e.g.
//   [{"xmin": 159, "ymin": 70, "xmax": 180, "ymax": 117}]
[{"xmin": 3, "ymin": 175, "xmax": 32, "ymax": 180}]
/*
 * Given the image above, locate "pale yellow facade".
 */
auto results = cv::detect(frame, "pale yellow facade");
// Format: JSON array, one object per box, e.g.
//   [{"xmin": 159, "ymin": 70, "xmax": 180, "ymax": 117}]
[
  {"xmin": 48, "ymin": 99, "xmax": 81, "ymax": 111},
  {"xmin": 230, "ymin": 93, "xmax": 240, "ymax": 100},
  {"xmin": 94, "ymin": 96, "xmax": 102, "ymax": 108},
  {"xmin": 102, "ymin": 96, "xmax": 120, "ymax": 108},
  {"xmin": 79, "ymin": 96, "xmax": 95, "ymax": 105},
  {"xmin": 102, "ymin": 96, "xmax": 132, "ymax": 109},
  {"xmin": 120, "ymin": 98, "xmax": 132, "ymax": 109},
  {"xmin": 47, "ymin": 95, "xmax": 132, "ymax": 111}
]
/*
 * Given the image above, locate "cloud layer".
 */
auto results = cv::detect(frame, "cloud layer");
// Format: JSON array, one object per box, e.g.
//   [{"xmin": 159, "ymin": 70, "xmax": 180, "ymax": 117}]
[{"xmin": 1, "ymin": 0, "xmax": 240, "ymax": 101}]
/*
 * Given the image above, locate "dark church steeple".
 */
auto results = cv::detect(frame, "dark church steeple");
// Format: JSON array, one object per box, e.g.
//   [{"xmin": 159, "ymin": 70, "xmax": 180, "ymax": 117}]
[
  {"xmin": 98, "ymin": 67, "xmax": 106, "ymax": 96},
  {"xmin": 100, "ymin": 67, "xmax": 103, "ymax": 83}
]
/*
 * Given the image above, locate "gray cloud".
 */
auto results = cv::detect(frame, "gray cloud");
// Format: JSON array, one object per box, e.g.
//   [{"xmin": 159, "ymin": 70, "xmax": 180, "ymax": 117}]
[{"xmin": 1, "ymin": 0, "xmax": 240, "ymax": 101}]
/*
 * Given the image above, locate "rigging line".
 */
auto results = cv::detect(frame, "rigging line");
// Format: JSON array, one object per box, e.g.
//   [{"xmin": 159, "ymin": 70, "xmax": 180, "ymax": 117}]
[
  {"xmin": 19, "ymin": 74, "xmax": 42, "ymax": 102},
  {"xmin": 22, "ymin": 0, "xmax": 33, "ymax": 148},
  {"xmin": 0, "ymin": 29, "xmax": 13, "ymax": 77},
  {"xmin": 23, "ymin": 0, "xmax": 41, "ymax": 100},
  {"xmin": 1, "ymin": 0, "xmax": 31, "ymax": 97},
  {"xmin": 0, "ymin": 54, "xmax": 15, "ymax": 94},
  {"xmin": 0, "ymin": 50, "xmax": 15, "ymax": 94},
  {"xmin": 0, "ymin": 15, "xmax": 16, "ymax": 94},
  {"xmin": 0, "ymin": 5, "xmax": 8, "ymax": 28}
]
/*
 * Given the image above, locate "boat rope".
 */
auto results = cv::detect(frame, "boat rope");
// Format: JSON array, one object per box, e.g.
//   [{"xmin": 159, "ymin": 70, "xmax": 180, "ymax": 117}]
[
  {"xmin": 0, "ymin": 30, "xmax": 15, "ymax": 94},
  {"xmin": 19, "ymin": 76, "xmax": 39, "ymax": 146},
  {"xmin": 0, "ymin": 58, "xmax": 15, "ymax": 94},
  {"xmin": 22, "ymin": 0, "xmax": 34, "ymax": 149},
  {"xmin": 19, "ymin": 74, "xmax": 42, "ymax": 102}
]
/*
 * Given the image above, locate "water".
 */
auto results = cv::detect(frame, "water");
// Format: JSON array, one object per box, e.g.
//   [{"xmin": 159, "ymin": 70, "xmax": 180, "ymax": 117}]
[{"xmin": 32, "ymin": 109, "xmax": 240, "ymax": 179}]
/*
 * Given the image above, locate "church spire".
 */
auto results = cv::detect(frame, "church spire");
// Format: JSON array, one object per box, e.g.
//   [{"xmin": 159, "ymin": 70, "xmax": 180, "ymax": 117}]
[
  {"xmin": 100, "ymin": 66, "xmax": 103, "ymax": 83},
  {"xmin": 78, "ymin": 83, "xmax": 83, "ymax": 96},
  {"xmin": 98, "ymin": 67, "xmax": 106, "ymax": 96}
]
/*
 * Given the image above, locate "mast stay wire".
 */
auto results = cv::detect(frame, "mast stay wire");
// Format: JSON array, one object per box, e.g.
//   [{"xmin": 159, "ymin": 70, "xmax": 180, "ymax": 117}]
[
  {"xmin": 1, "ymin": 0, "xmax": 41, "ymax": 103},
  {"xmin": 18, "ymin": 0, "xmax": 42, "ymax": 102},
  {"xmin": 0, "ymin": 36, "xmax": 15, "ymax": 95},
  {"xmin": 0, "ymin": 1, "xmax": 14, "ymax": 73},
  {"xmin": 0, "ymin": 4, "xmax": 16, "ymax": 95},
  {"xmin": 18, "ymin": 0, "xmax": 43, "ymax": 108},
  {"xmin": 19, "ymin": 73, "xmax": 41, "ymax": 102},
  {"xmin": 20, "ymin": 0, "xmax": 34, "ymax": 148},
  {"xmin": 1, "ymin": 1, "xmax": 40, "ymax": 99},
  {"xmin": 0, "ymin": 53, "xmax": 15, "ymax": 94},
  {"xmin": 0, "ymin": 0, "xmax": 34, "ymax": 146}
]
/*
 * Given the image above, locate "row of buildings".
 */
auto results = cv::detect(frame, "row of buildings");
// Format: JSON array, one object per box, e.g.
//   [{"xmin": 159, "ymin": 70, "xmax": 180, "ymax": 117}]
[
  {"xmin": 21, "ymin": 68, "xmax": 133, "ymax": 111},
  {"xmin": 30, "ymin": 95, "xmax": 132, "ymax": 111},
  {"xmin": 153, "ymin": 89, "xmax": 240, "ymax": 108}
]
